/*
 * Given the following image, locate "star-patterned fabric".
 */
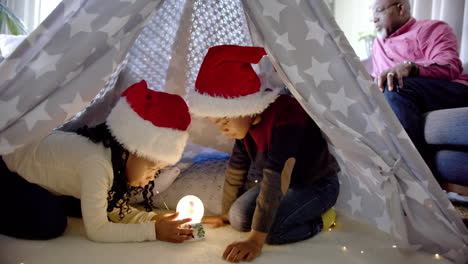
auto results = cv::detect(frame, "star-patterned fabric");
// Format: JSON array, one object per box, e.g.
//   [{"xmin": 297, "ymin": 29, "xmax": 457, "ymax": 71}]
[
  {"xmin": 0, "ymin": 0, "xmax": 467, "ymax": 262},
  {"xmin": 0, "ymin": 0, "xmax": 163, "ymax": 154},
  {"xmin": 242, "ymin": 1, "xmax": 467, "ymax": 262}
]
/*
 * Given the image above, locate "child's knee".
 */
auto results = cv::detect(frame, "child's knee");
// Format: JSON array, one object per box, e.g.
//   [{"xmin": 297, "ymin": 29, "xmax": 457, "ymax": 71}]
[
  {"xmin": 39, "ymin": 216, "xmax": 67, "ymax": 240},
  {"xmin": 7, "ymin": 206, "xmax": 68, "ymax": 240},
  {"xmin": 266, "ymin": 224, "xmax": 322, "ymax": 245},
  {"xmin": 266, "ymin": 216, "xmax": 324, "ymax": 245},
  {"xmin": 34, "ymin": 203, "xmax": 68, "ymax": 240},
  {"xmin": 265, "ymin": 233, "xmax": 284, "ymax": 245},
  {"xmin": 228, "ymin": 205, "xmax": 252, "ymax": 232}
]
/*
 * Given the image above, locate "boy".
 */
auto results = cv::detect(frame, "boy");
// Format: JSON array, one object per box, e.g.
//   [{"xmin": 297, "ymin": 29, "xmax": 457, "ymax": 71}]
[{"xmin": 188, "ymin": 45, "xmax": 340, "ymax": 262}]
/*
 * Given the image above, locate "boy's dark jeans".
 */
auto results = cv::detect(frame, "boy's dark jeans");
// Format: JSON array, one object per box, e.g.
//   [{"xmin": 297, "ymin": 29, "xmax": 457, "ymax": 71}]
[{"xmin": 228, "ymin": 174, "xmax": 339, "ymax": 244}]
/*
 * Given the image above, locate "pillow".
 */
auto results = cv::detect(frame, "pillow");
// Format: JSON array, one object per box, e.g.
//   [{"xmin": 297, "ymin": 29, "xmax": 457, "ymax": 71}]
[
  {"xmin": 128, "ymin": 166, "xmax": 181, "ymax": 204},
  {"xmin": 128, "ymin": 144, "xmax": 229, "ymax": 207},
  {"xmin": 151, "ymin": 158, "xmax": 228, "ymax": 215},
  {"xmin": 180, "ymin": 143, "xmax": 230, "ymax": 163}
]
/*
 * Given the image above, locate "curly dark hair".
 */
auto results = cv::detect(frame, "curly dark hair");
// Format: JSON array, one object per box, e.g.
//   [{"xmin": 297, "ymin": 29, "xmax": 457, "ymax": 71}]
[{"xmin": 76, "ymin": 123, "xmax": 156, "ymax": 220}]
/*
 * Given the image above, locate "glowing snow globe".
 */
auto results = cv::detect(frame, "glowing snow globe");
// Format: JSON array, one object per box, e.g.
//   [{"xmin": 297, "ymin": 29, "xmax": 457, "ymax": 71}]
[{"xmin": 176, "ymin": 195, "xmax": 205, "ymax": 240}]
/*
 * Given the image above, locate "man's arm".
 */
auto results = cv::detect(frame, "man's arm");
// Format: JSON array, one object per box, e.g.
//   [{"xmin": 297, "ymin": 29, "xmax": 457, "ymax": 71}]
[
  {"xmin": 415, "ymin": 21, "xmax": 464, "ymax": 80},
  {"xmin": 375, "ymin": 21, "xmax": 464, "ymax": 92}
]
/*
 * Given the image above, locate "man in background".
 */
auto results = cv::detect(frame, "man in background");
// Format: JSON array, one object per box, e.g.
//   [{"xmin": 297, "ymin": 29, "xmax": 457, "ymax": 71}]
[{"xmin": 371, "ymin": 0, "xmax": 468, "ymax": 184}]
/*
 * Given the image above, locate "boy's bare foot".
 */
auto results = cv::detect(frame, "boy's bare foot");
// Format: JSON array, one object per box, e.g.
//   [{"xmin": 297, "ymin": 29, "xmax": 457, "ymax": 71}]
[{"xmin": 202, "ymin": 215, "xmax": 229, "ymax": 228}]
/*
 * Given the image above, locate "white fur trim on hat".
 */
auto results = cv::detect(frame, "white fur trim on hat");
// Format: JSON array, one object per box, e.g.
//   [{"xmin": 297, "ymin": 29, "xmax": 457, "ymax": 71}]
[
  {"xmin": 188, "ymin": 55, "xmax": 285, "ymax": 118},
  {"xmin": 187, "ymin": 87, "xmax": 281, "ymax": 118},
  {"xmin": 106, "ymin": 98, "xmax": 188, "ymax": 165}
]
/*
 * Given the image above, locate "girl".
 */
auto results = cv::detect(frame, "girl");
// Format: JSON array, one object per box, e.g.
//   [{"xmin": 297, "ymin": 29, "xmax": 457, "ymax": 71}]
[{"xmin": 0, "ymin": 80, "xmax": 194, "ymax": 243}]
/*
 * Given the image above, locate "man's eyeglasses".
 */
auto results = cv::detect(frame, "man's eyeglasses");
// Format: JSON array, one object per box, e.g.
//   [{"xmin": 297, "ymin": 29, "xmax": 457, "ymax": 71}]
[{"xmin": 373, "ymin": 2, "xmax": 400, "ymax": 15}]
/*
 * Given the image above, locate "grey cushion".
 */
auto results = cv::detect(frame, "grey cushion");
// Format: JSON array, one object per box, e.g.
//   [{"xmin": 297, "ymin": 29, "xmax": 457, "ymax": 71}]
[
  {"xmin": 128, "ymin": 158, "xmax": 227, "ymax": 215},
  {"xmin": 424, "ymin": 107, "xmax": 468, "ymax": 147},
  {"xmin": 151, "ymin": 158, "xmax": 227, "ymax": 215}
]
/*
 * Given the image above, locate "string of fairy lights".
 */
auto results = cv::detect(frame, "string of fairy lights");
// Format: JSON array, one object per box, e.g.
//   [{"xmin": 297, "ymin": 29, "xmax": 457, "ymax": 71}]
[
  {"xmin": 327, "ymin": 221, "xmax": 444, "ymax": 261},
  {"xmin": 17, "ymin": 223, "xmax": 445, "ymax": 264},
  {"xmin": 16, "ymin": 217, "xmax": 446, "ymax": 264}
]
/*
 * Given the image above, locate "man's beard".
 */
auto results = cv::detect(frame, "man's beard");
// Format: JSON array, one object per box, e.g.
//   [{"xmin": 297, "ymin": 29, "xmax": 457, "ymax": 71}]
[{"xmin": 376, "ymin": 29, "xmax": 388, "ymax": 40}]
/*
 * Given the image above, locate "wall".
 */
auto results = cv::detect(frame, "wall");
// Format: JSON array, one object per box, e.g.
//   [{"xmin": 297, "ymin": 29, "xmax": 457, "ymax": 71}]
[
  {"xmin": 6, "ymin": 0, "xmax": 61, "ymax": 33},
  {"xmin": 334, "ymin": 0, "xmax": 375, "ymax": 60}
]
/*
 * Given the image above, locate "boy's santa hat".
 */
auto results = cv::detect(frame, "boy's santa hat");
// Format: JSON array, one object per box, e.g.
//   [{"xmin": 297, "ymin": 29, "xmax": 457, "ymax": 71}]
[
  {"xmin": 187, "ymin": 45, "xmax": 284, "ymax": 118},
  {"xmin": 107, "ymin": 80, "xmax": 190, "ymax": 165}
]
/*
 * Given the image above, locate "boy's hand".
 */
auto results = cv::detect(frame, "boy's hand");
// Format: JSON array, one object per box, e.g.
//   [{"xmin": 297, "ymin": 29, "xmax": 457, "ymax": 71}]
[
  {"xmin": 154, "ymin": 212, "xmax": 193, "ymax": 243},
  {"xmin": 222, "ymin": 240, "xmax": 262, "ymax": 262},
  {"xmin": 202, "ymin": 215, "xmax": 229, "ymax": 228},
  {"xmin": 222, "ymin": 230, "xmax": 266, "ymax": 262}
]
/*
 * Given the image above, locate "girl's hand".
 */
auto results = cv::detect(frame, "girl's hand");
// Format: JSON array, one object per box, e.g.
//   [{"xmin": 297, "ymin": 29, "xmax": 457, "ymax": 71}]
[
  {"xmin": 154, "ymin": 212, "xmax": 193, "ymax": 243},
  {"xmin": 202, "ymin": 215, "xmax": 229, "ymax": 228},
  {"xmin": 222, "ymin": 230, "xmax": 266, "ymax": 262},
  {"xmin": 151, "ymin": 213, "xmax": 173, "ymax": 221}
]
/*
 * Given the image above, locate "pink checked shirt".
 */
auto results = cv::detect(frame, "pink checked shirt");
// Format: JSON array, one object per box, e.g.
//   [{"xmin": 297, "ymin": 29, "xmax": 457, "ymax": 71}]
[{"xmin": 372, "ymin": 18, "xmax": 468, "ymax": 86}]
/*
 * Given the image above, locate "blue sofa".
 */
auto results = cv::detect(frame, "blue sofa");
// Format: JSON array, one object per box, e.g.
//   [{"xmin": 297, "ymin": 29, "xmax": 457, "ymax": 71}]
[
  {"xmin": 362, "ymin": 59, "xmax": 468, "ymax": 192},
  {"xmin": 425, "ymin": 107, "xmax": 468, "ymax": 189}
]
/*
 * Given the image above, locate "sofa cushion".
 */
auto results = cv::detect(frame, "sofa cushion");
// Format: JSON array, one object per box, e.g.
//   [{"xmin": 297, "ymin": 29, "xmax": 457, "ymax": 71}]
[
  {"xmin": 424, "ymin": 107, "xmax": 468, "ymax": 147},
  {"xmin": 434, "ymin": 150, "xmax": 468, "ymax": 186}
]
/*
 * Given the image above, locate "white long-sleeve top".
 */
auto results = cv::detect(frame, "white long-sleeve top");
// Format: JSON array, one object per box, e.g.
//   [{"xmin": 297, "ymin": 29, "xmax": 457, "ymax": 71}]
[{"xmin": 3, "ymin": 131, "xmax": 157, "ymax": 242}]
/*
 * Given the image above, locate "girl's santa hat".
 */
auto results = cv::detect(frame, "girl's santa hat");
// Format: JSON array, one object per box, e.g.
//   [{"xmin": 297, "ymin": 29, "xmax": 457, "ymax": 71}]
[
  {"xmin": 107, "ymin": 80, "xmax": 190, "ymax": 164},
  {"xmin": 187, "ymin": 45, "xmax": 284, "ymax": 118}
]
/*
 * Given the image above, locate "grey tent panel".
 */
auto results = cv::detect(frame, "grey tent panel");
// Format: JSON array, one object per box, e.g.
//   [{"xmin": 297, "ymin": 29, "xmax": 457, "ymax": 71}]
[{"xmin": 242, "ymin": 0, "xmax": 467, "ymax": 262}]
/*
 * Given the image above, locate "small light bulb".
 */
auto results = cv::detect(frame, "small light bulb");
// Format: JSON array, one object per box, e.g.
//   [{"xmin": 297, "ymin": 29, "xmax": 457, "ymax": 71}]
[
  {"xmin": 332, "ymin": 222, "xmax": 336, "ymax": 227},
  {"xmin": 434, "ymin": 254, "xmax": 441, "ymax": 259},
  {"xmin": 176, "ymin": 195, "xmax": 204, "ymax": 224},
  {"xmin": 392, "ymin": 245, "xmax": 397, "ymax": 248},
  {"xmin": 341, "ymin": 246, "xmax": 347, "ymax": 252},
  {"xmin": 360, "ymin": 250, "xmax": 364, "ymax": 254},
  {"xmin": 328, "ymin": 228, "xmax": 332, "ymax": 231}
]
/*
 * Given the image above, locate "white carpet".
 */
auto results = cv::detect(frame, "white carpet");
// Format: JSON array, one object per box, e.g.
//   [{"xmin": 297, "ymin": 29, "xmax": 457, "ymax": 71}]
[{"xmin": 0, "ymin": 213, "xmax": 451, "ymax": 264}]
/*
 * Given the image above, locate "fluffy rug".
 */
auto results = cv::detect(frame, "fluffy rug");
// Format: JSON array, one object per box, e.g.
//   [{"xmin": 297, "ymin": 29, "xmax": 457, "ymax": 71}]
[{"xmin": 0, "ymin": 212, "xmax": 450, "ymax": 264}]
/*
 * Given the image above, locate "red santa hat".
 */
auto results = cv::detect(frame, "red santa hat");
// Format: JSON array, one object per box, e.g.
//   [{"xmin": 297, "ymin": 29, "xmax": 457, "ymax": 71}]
[
  {"xmin": 106, "ymin": 80, "xmax": 191, "ymax": 165},
  {"xmin": 187, "ymin": 45, "xmax": 284, "ymax": 118}
]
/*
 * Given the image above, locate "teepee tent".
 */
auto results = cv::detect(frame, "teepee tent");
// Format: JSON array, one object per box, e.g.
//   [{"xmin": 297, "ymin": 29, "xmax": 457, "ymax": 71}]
[{"xmin": 0, "ymin": 0, "xmax": 466, "ymax": 262}]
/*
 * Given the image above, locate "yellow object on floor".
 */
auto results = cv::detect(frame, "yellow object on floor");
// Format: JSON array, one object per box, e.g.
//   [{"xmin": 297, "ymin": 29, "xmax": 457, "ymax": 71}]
[{"xmin": 322, "ymin": 208, "xmax": 336, "ymax": 231}]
